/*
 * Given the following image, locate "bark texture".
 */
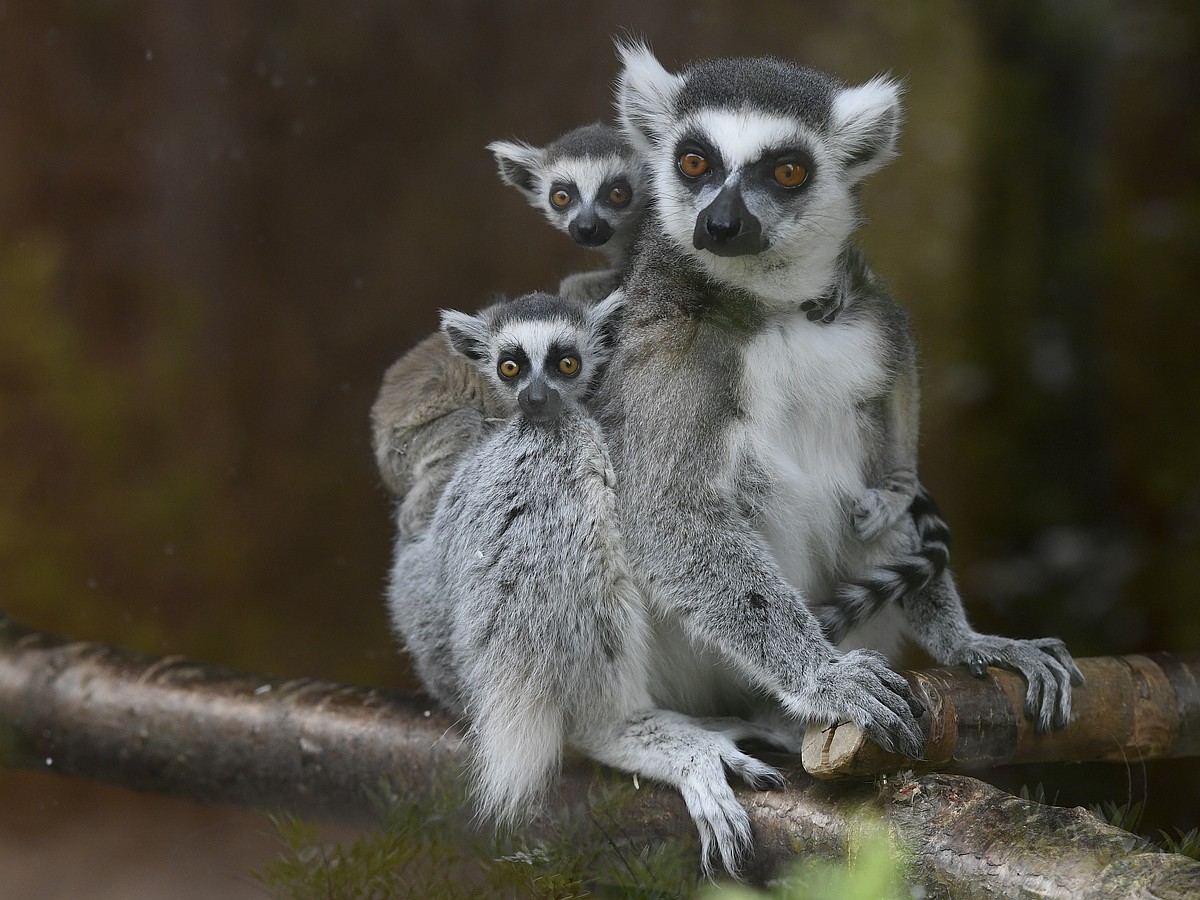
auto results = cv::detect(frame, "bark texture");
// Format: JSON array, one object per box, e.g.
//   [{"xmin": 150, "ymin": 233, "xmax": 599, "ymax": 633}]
[
  {"xmin": 803, "ymin": 653, "xmax": 1200, "ymax": 779},
  {"xmin": 2, "ymin": 611, "xmax": 1198, "ymax": 898}
]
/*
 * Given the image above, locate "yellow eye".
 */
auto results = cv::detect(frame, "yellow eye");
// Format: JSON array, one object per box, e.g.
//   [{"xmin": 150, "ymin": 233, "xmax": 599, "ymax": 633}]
[
  {"xmin": 609, "ymin": 185, "xmax": 631, "ymax": 206},
  {"xmin": 774, "ymin": 161, "xmax": 808, "ymax": 188},
  {"xmin": 558, "ymin": 355, "xmax": 580, "ymax": 376},
  {"xmin": 679, "ymin": 152, "xmax": 709, "ymax": 178},
  {"xmin": 498, "ymin": 359, "xmax": 521, "ymax": 379},
  {"xmin": 550, "ymin": 189, "xmax": 572, "ymax": 209}
]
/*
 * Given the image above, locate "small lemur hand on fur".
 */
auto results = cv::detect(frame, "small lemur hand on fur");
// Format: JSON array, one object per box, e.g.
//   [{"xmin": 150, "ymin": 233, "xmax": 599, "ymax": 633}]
[{"xmin": 386, "ymin": 292, "xmax": 789, "ymax": 876}]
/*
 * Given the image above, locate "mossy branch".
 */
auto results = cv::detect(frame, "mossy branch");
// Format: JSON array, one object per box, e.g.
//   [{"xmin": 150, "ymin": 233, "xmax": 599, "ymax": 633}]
[{"xmin": 2, "ymin": 610, "xmax": 1198, "ymax": 897}]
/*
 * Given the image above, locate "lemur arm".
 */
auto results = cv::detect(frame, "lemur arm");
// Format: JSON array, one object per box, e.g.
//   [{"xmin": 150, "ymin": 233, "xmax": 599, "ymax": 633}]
[{"xmin": 603, "ymin": 315, "xmax": 924, "ymax": 757}]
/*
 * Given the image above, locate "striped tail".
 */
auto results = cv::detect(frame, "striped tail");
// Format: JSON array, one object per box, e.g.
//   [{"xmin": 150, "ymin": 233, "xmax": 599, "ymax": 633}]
[{"xmin": 815, "ymin": 485, "xmax": 952, "ymax": 643}]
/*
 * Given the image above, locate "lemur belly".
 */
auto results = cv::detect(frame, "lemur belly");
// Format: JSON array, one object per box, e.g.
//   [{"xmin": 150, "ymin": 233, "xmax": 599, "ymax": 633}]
[{"xmin": 733, "ymin": 314, "xmax": 889, "ymax": 599}]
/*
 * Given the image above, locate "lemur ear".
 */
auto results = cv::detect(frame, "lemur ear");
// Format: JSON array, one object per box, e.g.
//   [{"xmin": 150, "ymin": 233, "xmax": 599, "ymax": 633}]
[
  {"xmin": 487, "ymin": 140, "xmax": 545, "ymax": 203},
  {"xmin": 586, "ymin": 288, "xmax": 627, "ymax": 350},
  {"xmin": 614, "ymin": 40, "xmax": 683, "ymax": 154},
  {"xmin": 830, "ymin": 75, "xmax": 903, "ymax": 183},
  {"xmin": 440, "ymin": 309, "xmax": 491, "ymax": 362}
]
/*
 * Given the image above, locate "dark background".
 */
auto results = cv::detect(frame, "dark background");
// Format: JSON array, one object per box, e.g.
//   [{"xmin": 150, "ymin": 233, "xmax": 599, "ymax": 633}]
[{"xmin": 1, "ymin": 1, "xmax": 1197, "ymax": 895}]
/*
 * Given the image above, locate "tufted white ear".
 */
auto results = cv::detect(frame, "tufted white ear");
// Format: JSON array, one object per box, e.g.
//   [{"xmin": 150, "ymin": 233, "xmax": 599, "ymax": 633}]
[
  {"xmin": 613, "ymin": 40, "xmax": 684, "ymax": 154},
  {"xmin": 830, "ymin": 75, "xmax": 904, "ymax": 183},
  {"xmin": 487, "ymin": 139, "xmax": 546, "ymax": 203},
  {"xmin": 440, "ymin": 309, "xmax": 492, "ymax": 362}
]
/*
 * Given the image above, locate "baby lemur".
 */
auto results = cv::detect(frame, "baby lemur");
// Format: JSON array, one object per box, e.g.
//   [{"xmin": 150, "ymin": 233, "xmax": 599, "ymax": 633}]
[
  {"xmin": 388, "ymin": 291, "xmax": 786, "ymax": 875},
  {"xmin": 489, "ymin": 122, "xmax": 647, "ymax": 302}
]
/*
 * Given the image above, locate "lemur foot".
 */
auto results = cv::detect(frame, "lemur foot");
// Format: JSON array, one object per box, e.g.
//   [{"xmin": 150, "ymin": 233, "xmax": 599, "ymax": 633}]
[
  {"xmin": 851, "ymin": 488, "xmax": 913, "ymax": 541},
  {"xmin": 680, "ymin": 729, "xmax": 784, "ymax": 879},
  {"xmin": 697, "ymin": 715, "xmax": 805, "ymax": 755},
  {"xmin": 785, "ymin": 649, "xmax": 926, "ymax": 759},
  {"xmin": 799, "ymin": 292, "xmax": 844, "ymax": 324},
  {"xmin": 953, "ymin": 635, "xmax": 1084, "ymax": 733}
]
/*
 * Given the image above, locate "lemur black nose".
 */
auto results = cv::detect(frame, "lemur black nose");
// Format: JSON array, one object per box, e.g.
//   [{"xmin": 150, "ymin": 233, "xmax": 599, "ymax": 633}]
[
  {"xmin": 518, "ymin": 379, "xmax": 563, "ymax": 423},
  {"xmin": 693, "ymin": 186, "xmax": 764, "ymax": 257},
  {"xmin": 569, "ymin": 212, "xmax": 614, "ymax": 248}
]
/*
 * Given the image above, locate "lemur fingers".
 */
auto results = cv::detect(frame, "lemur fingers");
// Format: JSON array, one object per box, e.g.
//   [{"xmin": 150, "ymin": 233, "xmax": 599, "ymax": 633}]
[
  {"xmin": 784, "ymin": 649, "xmax": 926, "ymax": 760},
  {"xmin": 957, "ymin": 635, "xmax": 1081, "ymax": 733}
]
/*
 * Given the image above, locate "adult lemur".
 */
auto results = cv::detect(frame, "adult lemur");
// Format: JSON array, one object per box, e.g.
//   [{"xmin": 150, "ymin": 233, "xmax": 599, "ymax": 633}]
[
  {"xmin": 391, "ymin": 291, "xmax": 785, "ymax": 874},
  {"xmin": 603, "ymin": 42, "xmax": 1081, "ymax": 739},
  {"xmin": 489, "ymin": 122, "xmax": 647, "ymax": 303}
]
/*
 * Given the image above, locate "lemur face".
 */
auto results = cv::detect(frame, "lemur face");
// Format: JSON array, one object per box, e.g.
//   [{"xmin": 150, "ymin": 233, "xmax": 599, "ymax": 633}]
[
  {"xmin": 440, "ymin": 292, "xmax": 624, "ymax": 425},
  {"xmin": 488, "ymin": 124, "xmax": 647, "ymax": 257},
  {"xmin": 615, "ymin": 42, "xmax": 901, "ymax": 301},
  {"xmin": 542, "ymin": 155, "xmax": 636, "ymax": 248}
]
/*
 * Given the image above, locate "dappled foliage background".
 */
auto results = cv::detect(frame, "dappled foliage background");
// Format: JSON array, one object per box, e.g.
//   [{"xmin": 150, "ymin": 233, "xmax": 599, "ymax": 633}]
[{"xmin": 1, "ymin": 1, "xmax": 1197, "ymax": 895}]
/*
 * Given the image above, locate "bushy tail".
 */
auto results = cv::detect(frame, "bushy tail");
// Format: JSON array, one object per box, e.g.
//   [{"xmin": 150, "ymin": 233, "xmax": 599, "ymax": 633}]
[
  {"xmin": 467, "ymin": 691, "xmax": 566, "ymax": 826},
  {"xmin": 816, "ymin": 485, "xmax": 952, "ymax": 643}
]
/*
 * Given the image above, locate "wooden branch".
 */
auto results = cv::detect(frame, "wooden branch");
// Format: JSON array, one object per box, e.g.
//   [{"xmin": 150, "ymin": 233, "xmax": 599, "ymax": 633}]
[
  {"xmin": 2, "ymin": 610, "xmax": 1198, "ymax": 897},
  {"xmin": 802, "ymin": 653, "xmax": 1200, "ymax": 779}
]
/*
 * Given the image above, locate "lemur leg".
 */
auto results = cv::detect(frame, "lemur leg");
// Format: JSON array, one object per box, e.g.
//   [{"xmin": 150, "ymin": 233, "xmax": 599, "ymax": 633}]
[
  {"xmin": 902, "ymin": 570, "xmax": 1084, "ymax": 732},
  {"xmin": 577, "ymin": 710, "xmax": 784, "ymax": 879}
]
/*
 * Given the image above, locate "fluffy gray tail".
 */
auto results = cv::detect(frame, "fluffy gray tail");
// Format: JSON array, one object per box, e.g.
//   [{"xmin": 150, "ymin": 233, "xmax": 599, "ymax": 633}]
[{"xmin": 816, "ymin": 486, "xmax": 951, "ymax": 643}]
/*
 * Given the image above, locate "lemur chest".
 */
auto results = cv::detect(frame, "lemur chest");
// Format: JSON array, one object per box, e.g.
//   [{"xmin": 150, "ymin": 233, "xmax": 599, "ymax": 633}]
[{"xmin": 729, "ymin": 315, "xmax": 889, "ymax": 586}]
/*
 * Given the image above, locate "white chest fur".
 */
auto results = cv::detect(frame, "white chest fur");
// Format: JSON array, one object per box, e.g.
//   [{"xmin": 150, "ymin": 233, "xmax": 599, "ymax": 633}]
[{"xmin": 730, "ymin": 312, "xmax": 889, "ymax": 595}]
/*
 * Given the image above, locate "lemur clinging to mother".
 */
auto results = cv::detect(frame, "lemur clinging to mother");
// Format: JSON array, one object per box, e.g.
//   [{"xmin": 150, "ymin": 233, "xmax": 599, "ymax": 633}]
[
  {"xmin": 488, "ymin": 122, "xmax": 647, "ymax": 302},
  {"xmin": 389, "ymin": 291, "xmax": 788, "ymax": 875}
]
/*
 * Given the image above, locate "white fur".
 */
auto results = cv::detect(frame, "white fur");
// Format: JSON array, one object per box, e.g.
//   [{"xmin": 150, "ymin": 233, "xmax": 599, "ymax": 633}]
[
  {"xmin": 732, "ymin": 313, "xmax": 889, "ymax": 596},
  {"xmin": 830, "ymin": 76, "xmax": 903, "ymax": 180},
  {"xmin": 614, "ymin": 39, "xmax": 684, "ymax": 154}
]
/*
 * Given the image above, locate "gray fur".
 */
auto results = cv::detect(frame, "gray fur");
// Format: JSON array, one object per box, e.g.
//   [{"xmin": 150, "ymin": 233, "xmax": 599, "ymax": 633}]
[
  {"xmin": 386, "ymin": 291, "xmax": 786, "ymax": 877},
  {"xmin": 611, "ymin": 42, "xmax": 1081, "ymax": 737}
]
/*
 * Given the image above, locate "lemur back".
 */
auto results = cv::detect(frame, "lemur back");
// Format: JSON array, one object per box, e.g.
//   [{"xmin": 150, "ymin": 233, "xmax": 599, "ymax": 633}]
[{"xmin": 489, "ymin": 123, "xmax": 647, "ymax": 302}]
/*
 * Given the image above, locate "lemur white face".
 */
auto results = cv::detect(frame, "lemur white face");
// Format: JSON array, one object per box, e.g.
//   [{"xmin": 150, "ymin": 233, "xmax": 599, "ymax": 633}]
[
  {"xmin": 538, "ymin": 154, "xmax": 640, "ymax": 247},
  {"xmin": 616, "ymin": 42, "xmax": 901, "ymax": 306},
  {"xmin": 440, "ymin": 293, "xmax": 622, "ymax": 425},
  {"xmin": 488, "ymin": 137, "xmax": 646, "ymax": 253},
  {"xmin": 650, "ymin": 107, "xmax": 854, "ymax": 299}
]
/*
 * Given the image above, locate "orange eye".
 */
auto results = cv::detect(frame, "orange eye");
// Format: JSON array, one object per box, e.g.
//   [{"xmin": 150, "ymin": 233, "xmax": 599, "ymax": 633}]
[
  {"xmin": 498, "ymin": 359, "xmax": 521, "ymax": 379},
  {"xmin": 609, "ymin": 185, "xmax": 630, "ymax": 206},
  {"xmin": 679, "ymin": 152, "xmax": 709, "ymax": 178},
  {"xmin": 558, "ymin": 355, "xmax": 580, "ymax": 376},
  {"xmin": 550, "ymin": 189, "xmax": 572, "ymax": 209},
  {"xmin": 774, "ymin": 162, "xmax": 808, "ymax": 188}
]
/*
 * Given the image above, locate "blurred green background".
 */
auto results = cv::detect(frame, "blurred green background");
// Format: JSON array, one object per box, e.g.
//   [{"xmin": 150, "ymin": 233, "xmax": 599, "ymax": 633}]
[{"xmin": 1, "ymin": 1, "xmax": 1197, "ymax": 895}]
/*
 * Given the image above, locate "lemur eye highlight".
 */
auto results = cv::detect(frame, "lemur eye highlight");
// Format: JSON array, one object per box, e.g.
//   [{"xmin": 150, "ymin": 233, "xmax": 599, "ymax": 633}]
[
  {"xmin": 498, "ymin": 359, "xmax": 521, "ymax": 379},
  {"xmin": 550, "ymin": 189, "xmax": 573, "ymax": 209},
  {"xmin": 774, "ymin": 162, "xmax": 808, "ymax": 188},
  {"xmin": 679, "ymin": 153, "xmax": 709, "ymax": 178},
  {"xmin": 608, "ymin": 185, "xmax": 631, "ymax": 206},
  {"xmin": 558, "ymin": 355, "xmax": 580, "ymax": 376}
]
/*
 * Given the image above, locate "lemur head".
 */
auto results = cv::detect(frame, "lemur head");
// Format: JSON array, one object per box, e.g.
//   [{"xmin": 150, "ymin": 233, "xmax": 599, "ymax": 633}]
[
  {"xmin": 615, "ymin": 41, "xmax": 902, "ymax": 303},
  {"xmin": 440, "ymin": 291, "xmax": 624, "ymax": 425},
  {"xmin": 487, "ymin": 123, "xmax": 647, "ymax": 262}
]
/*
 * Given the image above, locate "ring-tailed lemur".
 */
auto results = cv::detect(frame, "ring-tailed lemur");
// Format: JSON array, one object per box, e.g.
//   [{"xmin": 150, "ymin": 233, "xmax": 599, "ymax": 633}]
[
  {"xmin": 488, "ymin": 123, "xmax": 647, "ymax": 302},
  {"xmin": 387, "ymin": 291, "xmax": 787, "ymax": 876},
  {"xmin": 606, "ymin": 42, "xmax": 1082, "ymax": 737}
]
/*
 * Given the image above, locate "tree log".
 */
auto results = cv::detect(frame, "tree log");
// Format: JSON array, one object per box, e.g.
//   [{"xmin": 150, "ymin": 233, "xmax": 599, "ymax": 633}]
[
  {"xmin": 2, "ymin": 610, "xmax": 1198, "ymax": 897},
  {"xmin": 803, "ymin": 653, "xmax": 1200, "ymax": 780}
]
